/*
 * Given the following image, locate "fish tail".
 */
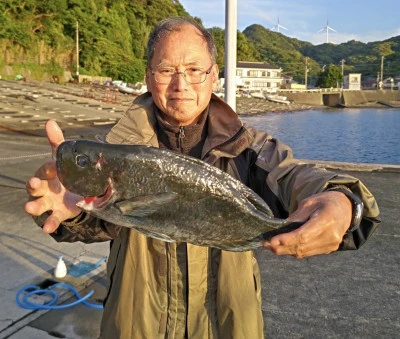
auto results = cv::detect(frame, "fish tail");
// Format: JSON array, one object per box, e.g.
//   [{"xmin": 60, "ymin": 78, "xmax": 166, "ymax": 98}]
[{"xmin": 261, "ymin": 221, "xmax": 304, "ymax": 240}]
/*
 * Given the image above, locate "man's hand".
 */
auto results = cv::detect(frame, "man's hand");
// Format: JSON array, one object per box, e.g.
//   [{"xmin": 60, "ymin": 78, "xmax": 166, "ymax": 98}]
[
  {"xmin": 263, "ymin": 191, "xmax": 352, "ymax": 258},
  {"xmin": 25, "ymin": 120, "xmax": 82, "ymax": 234}
]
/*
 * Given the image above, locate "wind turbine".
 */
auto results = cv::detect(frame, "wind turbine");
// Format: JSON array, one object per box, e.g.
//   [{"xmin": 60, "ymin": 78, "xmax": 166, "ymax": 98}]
[
  {"xmin": 272, "ymin": 18, "xmax": 288, "ymax": 33},
  {"xmin": 318, "ymin": 20, "xmax": 336, "ymax": 43}
]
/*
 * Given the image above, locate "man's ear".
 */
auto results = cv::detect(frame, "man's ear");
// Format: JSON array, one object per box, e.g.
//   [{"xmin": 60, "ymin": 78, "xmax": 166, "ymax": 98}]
[
  {"xmin": 145, "ymin": 67, "xmax": 152, "ymax": 92},
  {"xmin": 211, "ymin": 64, "xmax": 220, "ymax": 91}
]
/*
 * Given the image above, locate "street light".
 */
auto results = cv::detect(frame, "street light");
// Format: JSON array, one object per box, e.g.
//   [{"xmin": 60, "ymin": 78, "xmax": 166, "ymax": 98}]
[{"xmin": 76, "ymin": 21, "xmax": 79, "ymax": 78}]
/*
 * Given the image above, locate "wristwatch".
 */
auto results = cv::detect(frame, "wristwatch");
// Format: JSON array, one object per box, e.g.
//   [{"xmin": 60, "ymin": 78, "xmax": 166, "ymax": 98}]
[{"xmin": 328, "ymin": 187, "xmax": 364, "ymax": 232}]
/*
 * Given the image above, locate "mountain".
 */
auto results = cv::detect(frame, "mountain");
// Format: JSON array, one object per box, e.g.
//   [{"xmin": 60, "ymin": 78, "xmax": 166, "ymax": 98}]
[
  {"xmin": 300, "ymin": 37, "xmax": 400, "ymax": 80},
  {"xmin": 241, "ymin": 24, "xmax": 319, "ymax": 82},
  {"xmin": 241, "ymin": 25, "xmax": 400, "ymax": 83},
  {"xmin": 0, "ymin": 0, "xmax": 193, "ymax": 83},
  {"xmin": 0, "ymin": 1, "xmax": 398, "ymax": 84}
]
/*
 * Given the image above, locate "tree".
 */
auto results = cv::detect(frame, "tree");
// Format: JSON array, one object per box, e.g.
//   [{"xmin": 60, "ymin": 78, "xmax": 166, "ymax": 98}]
[
  {"xmin": 316, "ymin": 64, "xmax": 343, "ymax": 88},
  {"xmin": 208, "ymin": 27, "xmax": 260, "ymax": 76},
  {"xmin": 1, "ymin": 1, "xmax": 399, "ymax": 82}
]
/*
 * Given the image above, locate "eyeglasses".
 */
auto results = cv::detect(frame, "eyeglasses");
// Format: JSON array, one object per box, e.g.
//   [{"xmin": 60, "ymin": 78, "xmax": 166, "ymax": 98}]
[{"xmin": 150, "ymin": 65, "xmax": 214, "ymax": 85}]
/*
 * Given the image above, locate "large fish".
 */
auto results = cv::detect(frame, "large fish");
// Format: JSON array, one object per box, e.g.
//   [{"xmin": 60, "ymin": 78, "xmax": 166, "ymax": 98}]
[{"xmin": 56, "ymin": 140, "xmax": 302, "ymax": 251}]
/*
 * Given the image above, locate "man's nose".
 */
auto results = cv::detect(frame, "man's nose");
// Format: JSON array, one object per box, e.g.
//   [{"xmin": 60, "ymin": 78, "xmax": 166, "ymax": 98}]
[{"xmin": 171, "ymin": 72, "xmax": 188, "ymax": 89}]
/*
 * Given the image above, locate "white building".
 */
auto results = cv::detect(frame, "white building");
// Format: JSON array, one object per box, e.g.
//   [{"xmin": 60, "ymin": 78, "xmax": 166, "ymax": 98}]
[
  {"xmin": 343, "ymin": 73, "xmax": 361, "ymax": 90},
  {"xmin": 236, "ymin": 61, "xmax": 283, "ymax": 93}
]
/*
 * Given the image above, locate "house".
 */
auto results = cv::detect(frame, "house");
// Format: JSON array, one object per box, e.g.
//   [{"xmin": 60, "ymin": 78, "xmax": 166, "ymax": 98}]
[
  {"xmin": 343, "ymin": 73, "xmax": 361, "ymax": 90},
  {"xmin": 236, "ymin": 61, "xmax": 283, "ymax": 93}
]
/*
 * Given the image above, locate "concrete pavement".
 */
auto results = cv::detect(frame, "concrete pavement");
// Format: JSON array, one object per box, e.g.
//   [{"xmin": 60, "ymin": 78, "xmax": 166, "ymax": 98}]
[
  {"xmin": 0, "ymin": 132, "xmax": 108, "ymax": 338},
  {"xmin": 256, "ymin": 168, "xmax": 400, "ymax": 338},
  {"xmin": 0, "ymin": 79, "xmax": 399, "ymax": 338}
]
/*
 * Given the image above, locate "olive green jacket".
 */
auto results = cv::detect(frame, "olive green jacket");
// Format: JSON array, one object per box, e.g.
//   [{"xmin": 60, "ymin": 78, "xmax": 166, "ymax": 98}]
[{"xmin": 49, "ymin": 93, "xmax": 380, "ymax": 338}]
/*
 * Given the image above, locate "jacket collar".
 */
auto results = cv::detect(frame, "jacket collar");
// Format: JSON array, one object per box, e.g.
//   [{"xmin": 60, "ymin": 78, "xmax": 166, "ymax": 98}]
[
  {"xmin": 202, "ymin": 94, "xmax": 253, "ymax": 162},
  {"xmin": 105, "ymin": 92, "xmax": 254, "ymax": 162}
]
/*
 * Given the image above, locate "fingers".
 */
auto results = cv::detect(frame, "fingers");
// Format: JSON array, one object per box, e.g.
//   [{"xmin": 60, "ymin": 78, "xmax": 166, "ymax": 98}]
[
  {"xmin": 263, "ymin": 191, "xmax": 352, "ymax": 258},
  {"xmin": 42, "ymin": 211, "xmax": 64, "ymax": 234},
  {"xmin": 264, "ymin": 219, "xmax": 341, "ymax": 258},
  {"xmin": 45, "ymin": 120, "xmax": 65, "ymax": 159},
  {"xmin": 25, "ymin": 161, "xmax": 62, "ymax": 221},
  {"xmin": 25, "ymin": 194, "xmax": 53, "ymax": 216},
  {"xmin": 25, "ymin": 120, "xmax": 68, "ymax": 234},
  {"xmin": 26, "ymin": 162, "xmax": 57, "ymax": 198},
  {"xmin": 33, "ymin": 162, "xmax": 57, "ymax": 180},
  {"xmin": 26, "ymin": 177, "xmax": 47, "ymax": 196}
]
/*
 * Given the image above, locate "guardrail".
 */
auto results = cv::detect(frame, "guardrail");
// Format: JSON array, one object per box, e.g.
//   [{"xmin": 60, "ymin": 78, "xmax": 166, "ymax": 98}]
[
  {"xmin": 279, "ymin": 88, "xmax": 400, "ymax": 93},
  {"xmin": 279, "ymin": 88, "xmax": 342, "ymax": 93}
]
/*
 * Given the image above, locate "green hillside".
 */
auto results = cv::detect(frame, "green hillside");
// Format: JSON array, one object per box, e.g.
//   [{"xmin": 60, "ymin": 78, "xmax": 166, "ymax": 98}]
[
  {"xmin": 242, "ymin": 24, "xmax": 320, "ymax": 82},
  {"xmin": 0, "ymin": 0, "xmax": 193, "ymax": 82},
  {"xmin": 0, "ymin": 1, "xmax": 398, "ymax": 84},
  {"xmin": 300, "ymin": 37, "xmax": 400, "ymax": 80},
  {"xmin": 241, "ymin": 24, "xmax": 400, "ymax": 84}
]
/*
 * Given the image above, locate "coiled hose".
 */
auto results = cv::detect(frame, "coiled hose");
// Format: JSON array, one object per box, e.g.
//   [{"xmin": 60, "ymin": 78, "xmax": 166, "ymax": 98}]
[{"xmin": 16, "ymin": 282, "xmax": 103, "ymax": 310}]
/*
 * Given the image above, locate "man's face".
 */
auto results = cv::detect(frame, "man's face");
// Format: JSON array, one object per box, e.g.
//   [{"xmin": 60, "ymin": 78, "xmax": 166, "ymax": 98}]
[{"xmin": 146, "ymin": 24, "xmax": 219, "ymax": 126}]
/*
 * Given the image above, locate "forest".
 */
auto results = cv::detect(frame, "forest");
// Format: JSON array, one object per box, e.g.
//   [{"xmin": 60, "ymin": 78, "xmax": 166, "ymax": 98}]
[{"xmin": 1, "ymin": 0, "xmax": 399, "ymax": 84}]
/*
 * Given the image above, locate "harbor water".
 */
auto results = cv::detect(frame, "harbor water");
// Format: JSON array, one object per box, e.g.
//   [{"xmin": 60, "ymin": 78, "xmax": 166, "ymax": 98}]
[{"xmin": 240, "ymin": 108, "xmax": 400, "ymax": 165}]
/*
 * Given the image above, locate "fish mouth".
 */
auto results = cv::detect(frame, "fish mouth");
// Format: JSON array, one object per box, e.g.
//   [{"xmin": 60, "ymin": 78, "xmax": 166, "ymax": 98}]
[{"xmin": 76, "ymin": 177, "xmax": 114, "ymax": 211}]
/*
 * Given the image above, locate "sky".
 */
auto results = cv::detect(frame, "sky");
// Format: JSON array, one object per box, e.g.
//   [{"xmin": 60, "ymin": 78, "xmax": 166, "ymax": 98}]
[{"xmin": 180, "ymin": 0, "xmax": 400, "ymax": 45}]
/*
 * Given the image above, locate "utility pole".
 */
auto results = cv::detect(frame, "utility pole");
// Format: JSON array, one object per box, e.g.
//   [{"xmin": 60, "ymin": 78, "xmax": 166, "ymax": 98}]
[
  {"xmin": 341, "ymin": 59, "xmax": 345, "ymax": 75},
  {"xmin": 76, "ymin": 21, "xmax": 79, "ymax": 78},
  {"xmin": 340, "ymin": 59, "xmax": 345, "ymax": 89},
  {"xmin": 380, "ymin": 55, "xmax": 384, "ymax": 86},
  {"xmin": 377, "ymin": 72, "xmax": 380, "ymax": 89},
  {"xmin": 224, "ymin": 0, "xmax": 237, "ymax": 110},
  {"xmin": 304, "ymin": 57, "xmax": 308, "ymax": 89}
]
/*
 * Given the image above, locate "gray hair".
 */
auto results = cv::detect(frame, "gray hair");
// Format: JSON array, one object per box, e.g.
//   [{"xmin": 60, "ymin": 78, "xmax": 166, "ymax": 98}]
[{"xmin": 146, "ymin": 17, "xmax": 217, "ymax": 65}]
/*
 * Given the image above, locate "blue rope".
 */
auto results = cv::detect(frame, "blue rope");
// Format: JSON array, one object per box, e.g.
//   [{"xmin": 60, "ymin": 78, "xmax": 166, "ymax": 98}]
[{"xmin": 16, "ymin": 282, "xmax": 103, "ymax": 310}]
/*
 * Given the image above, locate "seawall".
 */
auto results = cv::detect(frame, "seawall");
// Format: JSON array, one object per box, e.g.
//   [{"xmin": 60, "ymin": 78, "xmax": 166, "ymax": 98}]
[{"xmin": 282, "ymin": 89, "xmax": 400, "ymax": 107}]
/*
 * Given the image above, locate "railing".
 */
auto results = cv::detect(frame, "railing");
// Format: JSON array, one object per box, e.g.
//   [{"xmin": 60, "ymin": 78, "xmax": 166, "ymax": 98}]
[
  {"xmin": 279, "ymin": 88, "xmax": 399, "ymax": 93},
  {"xmin": 279, "ymin": 88, "xmax": 346, "ymax": 93}
]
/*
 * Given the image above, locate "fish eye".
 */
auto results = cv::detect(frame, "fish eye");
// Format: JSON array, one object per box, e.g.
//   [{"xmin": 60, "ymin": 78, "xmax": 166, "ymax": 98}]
[{"xmin": 76, "ymin": 155, "xmax": 90, "ymax": 168}]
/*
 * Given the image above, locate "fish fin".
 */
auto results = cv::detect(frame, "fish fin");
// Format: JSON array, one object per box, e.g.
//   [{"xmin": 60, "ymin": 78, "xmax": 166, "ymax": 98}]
[
  {"xmin": 205, "ymin": 240, "xmax": 263, "ymax": 252},
  {"xmin": 133, "ymin": 227, "xmax": 175, "ymax": 243},
  {"xmin": 213, "ymin": 222, "xmax": 304, "ymax": 252},
  {"xmin": 244, "ymin": 191, "xmax": 274, "ymax": 218},
  {"xmin": 115, "ymin": 192, "xmax": 178, "ymax": 217},
  {"xmin": 170, "ymin": 151, "xmax": 219, "ymax": 170},
  {"xmin": 259, "ymin": 221, "xmax": 304, "ymax": 240},
  {"xmin": 212, "ymin": 222, "xmax": 304, "ymax": 252}
]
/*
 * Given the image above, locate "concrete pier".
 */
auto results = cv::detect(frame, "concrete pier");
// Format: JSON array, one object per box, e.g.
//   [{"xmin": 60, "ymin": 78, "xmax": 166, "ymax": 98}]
[
  {"xmin": 283, "ymin": 89, "xmax": 400, "ymax": 107},
  {"xmin": 0, "ymin": 80, "xmax": 399, "ymax": 338}
]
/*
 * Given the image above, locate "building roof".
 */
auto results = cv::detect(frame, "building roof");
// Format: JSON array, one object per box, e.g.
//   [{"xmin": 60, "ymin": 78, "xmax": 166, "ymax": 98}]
[{"xmin": 237, "ymin": 61, "xmax": 280, "ymax": 69}]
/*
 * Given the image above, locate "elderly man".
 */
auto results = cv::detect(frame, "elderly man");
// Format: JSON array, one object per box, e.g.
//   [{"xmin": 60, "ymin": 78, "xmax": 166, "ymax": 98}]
[{"xmin": 25, "ymin": 17, "xmax": 380, "ymax": 338}]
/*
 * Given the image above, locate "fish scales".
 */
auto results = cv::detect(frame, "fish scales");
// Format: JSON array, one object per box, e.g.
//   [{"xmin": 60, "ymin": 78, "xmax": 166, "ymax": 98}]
[{"xmin": 56, "ymin": 140, "xmax": 302, "ymax": 251}]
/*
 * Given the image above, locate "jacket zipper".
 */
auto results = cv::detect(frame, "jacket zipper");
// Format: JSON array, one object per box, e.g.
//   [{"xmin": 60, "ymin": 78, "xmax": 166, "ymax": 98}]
[{"xmin": 178, "ymin": 126, "xmax": 185, "ymax": 152}]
